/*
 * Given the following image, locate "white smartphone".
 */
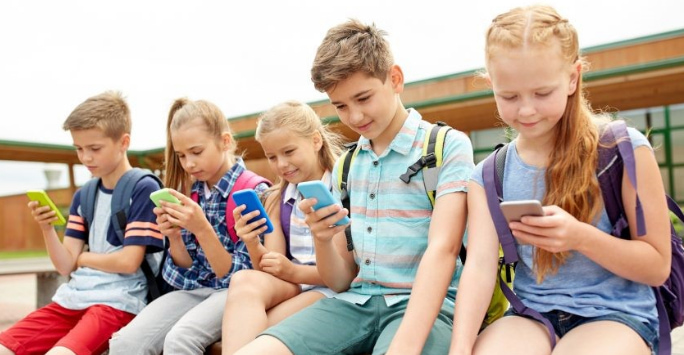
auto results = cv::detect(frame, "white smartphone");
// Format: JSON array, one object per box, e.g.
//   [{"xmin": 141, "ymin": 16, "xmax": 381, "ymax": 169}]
[{"xmin": 499, "ymin": 200, "xmax": 544, "ymax": 223}]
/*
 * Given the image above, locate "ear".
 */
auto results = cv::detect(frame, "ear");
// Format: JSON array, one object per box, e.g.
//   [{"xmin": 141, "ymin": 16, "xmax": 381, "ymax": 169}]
[
  {"xmin": 220, "ymin": 132, "xmax": 233, "ymax": 151},
  {"xmin": 312, "ymin": 130, "xmax": 323, "ymax": 152},
  {"xmin": 568, "ymin": 60, "xmax": 581, "ymax": 95},
  {"xmin": 119, "ymin": 133, "xmax": 131, "ymax": 151},
  {"xmin": 389, "ymin": 65, "xmax": 405, "ymax": 94}
]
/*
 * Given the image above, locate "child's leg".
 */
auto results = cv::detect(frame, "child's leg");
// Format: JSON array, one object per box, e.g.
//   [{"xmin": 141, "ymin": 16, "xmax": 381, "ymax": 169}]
[
  {"xmin": 50, "ymin": 304, "xmax": 134, "ymax": 355},
  {"xmin": 162, "ymin": 288, "xmax": 227, "ymax": 354},
  {"xmin": 473, "ymin": 315, "xmax": 554, "ymax": 355},
  {"xmin": 553, "ymin": 320, "xmax": 652, "ymax": 355},
  {"xmin": 109, "ymin": 288, "xmax": 212, "ymax": 355},
  {"xmin": 222, "ymin": 270, "xmax": 302, "ymax": 354},
  {"xmin": 0, "ymin": 303, "xmax": 81, "ymax": 355},
  {"xmin": 373, "ymin": 299, "xmax": 453, "ymax": 355},
  {"xmin": 264, "ymin": 289, "xmax": 325, "ymax": 327}
]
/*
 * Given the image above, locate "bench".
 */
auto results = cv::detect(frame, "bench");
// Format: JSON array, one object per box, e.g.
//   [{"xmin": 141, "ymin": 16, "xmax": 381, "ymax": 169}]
[{"xmin": 0, "ymin": 257, "xmax": 66, "ymax": 308}]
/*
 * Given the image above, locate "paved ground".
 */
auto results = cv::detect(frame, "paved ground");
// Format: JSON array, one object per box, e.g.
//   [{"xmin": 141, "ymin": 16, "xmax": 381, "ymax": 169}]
[{"xmin": 2, "ymin": 273, "xmax": 684, "ymax": 353}]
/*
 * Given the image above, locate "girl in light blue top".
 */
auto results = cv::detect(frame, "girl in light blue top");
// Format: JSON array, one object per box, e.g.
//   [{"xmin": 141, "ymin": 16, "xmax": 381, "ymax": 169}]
[{"xmin": 450, "ymin": 5, "xmax": 670, "ymax": 355}]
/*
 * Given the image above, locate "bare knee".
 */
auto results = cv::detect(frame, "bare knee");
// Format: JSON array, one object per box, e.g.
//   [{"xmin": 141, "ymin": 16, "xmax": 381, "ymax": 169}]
[
  {"xmin": 0, "ymin": 344, "xmax": 15, "ymax": 355},
  {"xmin": 227, "ymin": 270, "xmax": 269, "ymax": 301}
]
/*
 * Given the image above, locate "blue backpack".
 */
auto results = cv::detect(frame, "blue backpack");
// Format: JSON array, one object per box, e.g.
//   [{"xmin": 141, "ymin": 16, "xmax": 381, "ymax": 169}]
[
  {"xmin": 80, "ymin": 168, "xmax": 173, "ymax": 303},
  {"xmin": 483, "ymin": 120, "xmax": 684, "ymax": 355}
]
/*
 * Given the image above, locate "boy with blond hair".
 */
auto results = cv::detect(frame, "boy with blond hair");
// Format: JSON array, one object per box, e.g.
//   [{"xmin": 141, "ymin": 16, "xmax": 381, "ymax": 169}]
[
  {"xmin": 0, "ymin": 91, "xmax": 164, "ymax": 355},
  {"xmin": 236, "ymin": 20, "xmax": 474, "ymax": 355}
]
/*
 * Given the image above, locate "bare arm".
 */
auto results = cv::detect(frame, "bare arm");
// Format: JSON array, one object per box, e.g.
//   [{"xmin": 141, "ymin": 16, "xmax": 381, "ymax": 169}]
[
  {"xmin": 77, "ymin": 245, "xmax": 146, "ymax": 274},
  {"xmin": 449, "ymin": 183, "xmax": 502, "ymax": 355},
  {"xmin": 236, "ymin": 192, "xmax": 287, "ymax": 270},
  {"xmin": 29, "ymin": 201, "xmax": 83, "ymax": 276},
  {"xmin": 387, "ymin": 192, "xmax": 467, "ymax": 354},
  {"xmin": 299, "ymin": 197, "xmax": 357, "ymax": 292}
]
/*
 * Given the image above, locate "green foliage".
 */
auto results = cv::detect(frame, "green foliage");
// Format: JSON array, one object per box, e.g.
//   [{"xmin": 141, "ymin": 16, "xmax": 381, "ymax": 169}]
[{"xmin": 674, "ymin": 212, "xmax": 684, "ymax": 239}]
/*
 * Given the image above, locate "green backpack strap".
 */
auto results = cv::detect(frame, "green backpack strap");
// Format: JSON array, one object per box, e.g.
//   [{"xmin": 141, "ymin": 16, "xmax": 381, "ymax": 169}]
[{"xmin": 337, "ymin": 142, "xmax": 360, "ymax": 251}]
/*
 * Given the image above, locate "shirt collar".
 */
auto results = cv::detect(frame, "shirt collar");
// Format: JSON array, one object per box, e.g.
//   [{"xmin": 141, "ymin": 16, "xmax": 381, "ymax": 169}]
[
  {"xmin": 194, "ymin": 157, "xmax": 246, "ymax": 199},
  {"xmin": 357, "ymin": 108, "xmax": 422, "ymax": 156},
  {"xmin": 284, "ymin": 170, "xmax": 332, "ymax": 203}
]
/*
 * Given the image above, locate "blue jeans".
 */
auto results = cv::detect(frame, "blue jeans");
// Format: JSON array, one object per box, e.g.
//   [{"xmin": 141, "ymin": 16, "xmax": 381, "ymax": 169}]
[{"xmin": 505, "ymin": 309, "xmax": 658, "ymax": 354}]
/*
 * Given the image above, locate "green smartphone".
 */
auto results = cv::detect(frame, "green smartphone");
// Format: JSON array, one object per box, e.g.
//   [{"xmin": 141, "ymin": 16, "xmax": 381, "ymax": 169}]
[
  {"xmin": 26, "ymin": 189, "xmax": 67, "ymax": 226},
  {"xmin": 150, "ymin": 188, "xmax": 182, "ymax": 208}
]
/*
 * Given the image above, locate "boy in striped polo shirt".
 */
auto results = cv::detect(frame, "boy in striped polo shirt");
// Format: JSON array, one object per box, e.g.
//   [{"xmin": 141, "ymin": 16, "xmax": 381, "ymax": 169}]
[{"xmin": 236, "ymin": 19, "xmax": 474, "ymax": 355}]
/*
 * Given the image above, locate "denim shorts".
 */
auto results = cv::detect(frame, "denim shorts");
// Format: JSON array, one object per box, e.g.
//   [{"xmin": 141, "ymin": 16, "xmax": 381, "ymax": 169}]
[{"xmin": 505, "ymin": 309, "xmax": 658, "ymax": 355}]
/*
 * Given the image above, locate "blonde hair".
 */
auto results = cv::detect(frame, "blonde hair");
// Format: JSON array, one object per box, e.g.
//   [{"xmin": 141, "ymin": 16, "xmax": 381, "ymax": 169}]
[
  {"xmin": 256, "ymin": 100, "xmax": 345, "ymax": 210},
  {"xmin": 62, "ymin": 91, "xmax": 131, "ymax": 139},
  {"xmin": 164, "ymin": 98, "xmax": 236, "ymax": 194},
  {"xmin": 486, "ymin": 5, "xmax": 603, "ymax": 282},
  {"xmin": 311, "ymin": 19, "xmax": 394, "ymax": 92}
]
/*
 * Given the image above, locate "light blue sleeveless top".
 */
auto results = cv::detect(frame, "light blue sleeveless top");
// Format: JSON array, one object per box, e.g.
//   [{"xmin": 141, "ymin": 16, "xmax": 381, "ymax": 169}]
[{"xmin": 472, "ymin": 127, "xmax": 658, "ymax": 328}]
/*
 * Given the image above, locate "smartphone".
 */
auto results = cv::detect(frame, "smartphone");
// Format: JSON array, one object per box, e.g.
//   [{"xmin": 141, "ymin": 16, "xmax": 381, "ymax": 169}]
[
  {"xmin": 231, "ymin": 189, "xmax": 274, "ymax": 234},
  {"xmin": 499, "ymin": 200, "xmax": 544, "ymax": 223},
  {"xmin": 149, "ymin": 188, "xmax": 182, "ymax": 208},
  {"xmin": 26, "ymin": 190, "xmax": 67, "ymax": 226},
  {"xmin": 297, "ymin": 180, "xmax": 350, "ymax": 226}
]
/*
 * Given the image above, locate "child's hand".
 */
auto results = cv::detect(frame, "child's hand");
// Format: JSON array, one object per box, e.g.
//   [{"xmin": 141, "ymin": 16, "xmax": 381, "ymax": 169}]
[
  {"xmin": 509, "ymin": 205, "xmax": 582, "ymax": 253},
  {"xmin": 154, "ymin": 206, "xmax": 182, "ymax": 240},
  {"xmin": 232, "ymin": 205, "xmax": 268, "ymax": 245},
  {"xmin": 298, "ymin": 197, "xmax": 348, "ymax": 243},
  {"xmin": 259, "ymin": 251, "xmax": 294, "ymax": 279},
  {"xmin": 158, "ymin": 189, "xmax": 211, "ymax": 235},
  {"xmin": 27, "ymin": 200, "xmax": 58, "ymax": 229}
]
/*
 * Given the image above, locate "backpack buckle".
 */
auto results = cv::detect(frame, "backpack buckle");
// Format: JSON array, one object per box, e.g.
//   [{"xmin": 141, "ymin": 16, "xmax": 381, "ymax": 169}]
[{"xmin": 400, "ymin": 153, "xmax": 436, "ymax": 184}]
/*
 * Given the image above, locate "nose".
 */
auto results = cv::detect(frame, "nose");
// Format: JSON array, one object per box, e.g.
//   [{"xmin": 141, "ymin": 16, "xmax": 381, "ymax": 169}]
[
  {"xmin": 277, "ymin": 157, "xmax": 289, "ymax": 170},
  {"xmin": 348, "ymin": 107, "xmax": 364, "ymax": 125},
  {"xmin": 518, "ymin": 98, "xmax": 536, "ymax": 118}
]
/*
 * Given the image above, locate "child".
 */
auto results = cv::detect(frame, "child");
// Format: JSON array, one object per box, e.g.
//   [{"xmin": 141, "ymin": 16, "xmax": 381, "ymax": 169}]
[
  {"xmin": 236, "ymin": 20, "xmax": 474, "ymax": 355},
  {"xmin": 449, "ymin": 5, "xmax": 669, "ymax": 355},
  {"xmin": 0, "ymin": 91, "xmax": 164, "ymax": 355},
  {"xmin": 221, "ymin": 100, "xmax": 345, "ymax": 354},
  {"xmin": 108, "ymin": 98, "xmax": 270, "ymax": 355}
]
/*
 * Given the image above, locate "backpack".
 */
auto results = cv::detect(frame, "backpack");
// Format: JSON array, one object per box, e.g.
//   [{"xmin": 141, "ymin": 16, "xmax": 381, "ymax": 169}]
[
  {"xmin": 337, "ymin": 121, "xmax": 513, "ymax": 327},
  {"xmin": 483, "ymin": 120, "xmax": 684, "ymax": 355},
  {"xmin": 190, "ymin": 169, "xmax": 271, "ymax": 245},
  {"xmin": 79, "ymin": 168, "xmax": 173, "ymax": 303}
]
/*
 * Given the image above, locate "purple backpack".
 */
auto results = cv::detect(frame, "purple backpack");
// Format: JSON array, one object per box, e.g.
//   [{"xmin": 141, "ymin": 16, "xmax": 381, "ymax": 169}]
[{"xmin": 484, "ymin": 120, "xmax": 684, "ymax": 355}]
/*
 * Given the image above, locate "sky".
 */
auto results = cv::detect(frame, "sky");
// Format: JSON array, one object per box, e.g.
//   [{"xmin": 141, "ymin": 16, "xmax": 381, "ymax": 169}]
[{"xmin": 0, "ymin": 0, "xmax": 683, "ymax": 196}]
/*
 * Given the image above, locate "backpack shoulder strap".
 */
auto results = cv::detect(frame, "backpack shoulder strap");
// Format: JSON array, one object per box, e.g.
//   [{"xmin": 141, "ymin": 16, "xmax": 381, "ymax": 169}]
[
  {"xmin": 111, "ymin": 168, "xmax": 163, "ymax": 244},
  {"xmin": 483, "ymin": 144, "xmax": 516, "ymax": 264},
  {"xmin": 598, "ymin": 120, "xmax": 646, "ymax": 237},
  {"xmin": 225, "ymin": 170, "xmax": 272, "ymax": 244},
  {"xmin": 279, "ymin": 186, "xmax": 294, "ymax": 260},
  {"xmin": 79, "ymin": 177, "xmax": 101, "ymax": 235},
  {"xmin": 337, "ymin": 141, "xmax": 360, "ymax": 252},
  {"xmin": 399, "ymin": 122, "xmax": 451, "ymax": 197}
]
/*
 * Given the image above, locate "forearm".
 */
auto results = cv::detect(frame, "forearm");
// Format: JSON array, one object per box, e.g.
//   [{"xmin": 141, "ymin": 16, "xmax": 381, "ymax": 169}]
[
  {"xmin": 450, "ymin": 261, "xmax": 499, "ymax": 354},
  {"xmin": 281, "ymin": 264, "xmax": 325, "ymax": 286},
  {"xmin": 575, "ymin": 221, "xmax": 669, "ymax": 285},
  {"xmin": 78, "ymin": 250, "xmax": 138, "ymax": 274},
  {"xmin": 194, "ymin": 225, "xmax": 234, "ymax": 277},
  {"xmin": 243, "ymin": 238, "xmax": 269, "ymax": 271},
  {"xmin": 393, "ymin": 245, "xmax": 457, "ymax": 353},
  {"xmin": 42, "ymin": 228, "xmax": 78, "ymax": 276},
  {"xmin": 314, "ymin": 236, "xmax": 355, "ymax": 292},
  {"xmin": 168, "ymin": 236, "xmax": 193, "ymax": 268}
]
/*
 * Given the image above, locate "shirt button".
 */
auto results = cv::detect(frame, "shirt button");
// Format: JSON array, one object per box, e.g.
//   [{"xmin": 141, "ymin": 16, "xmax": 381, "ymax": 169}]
[
  {"xmin": 373, "ymin": 161, "xmax": 379, "ymax": 166},
  {"xmin": 370, "ymin": 193, "xmax": 375, "ymax": 199},
  {"xmin": 365, "ymin": 259, "xmax": 371, "ymax": 265},
  {"xmin": 367, "ymin": 226, "xmax": 372, "ymax": 233}
]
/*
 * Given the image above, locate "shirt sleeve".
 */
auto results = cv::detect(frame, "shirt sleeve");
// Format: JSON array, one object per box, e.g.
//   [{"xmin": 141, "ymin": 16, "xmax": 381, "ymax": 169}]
[
  {"xmin": 124, "ymin": 176, "xmax": 164, "ymax": 252},
  {"xmin": 64, "ymin": 189, "xmax": 88, "ymax": 241},
  {"xmin": 436, "ymin": 129, "xmax": 475, "ymax": 198}
]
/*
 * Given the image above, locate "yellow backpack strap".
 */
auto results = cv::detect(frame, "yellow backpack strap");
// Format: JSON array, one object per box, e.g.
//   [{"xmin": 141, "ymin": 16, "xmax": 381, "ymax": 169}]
[
  {"xmin": 337, "ymin": 142, "xmax": 360, "ymax": 251},
  {"xmin": 400, "ymin": 122, "xmax": 451, "ymax": 206}
]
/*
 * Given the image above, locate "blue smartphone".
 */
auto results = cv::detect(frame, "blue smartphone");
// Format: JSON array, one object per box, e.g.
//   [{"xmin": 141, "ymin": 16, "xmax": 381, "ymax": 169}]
[
  {"xmin": 231, "ymin": 189, "xmax": 274, "ymax": 234},
  {"xmin": 297, "ymin": 180, "xmax": 350, "ymax": 226}
]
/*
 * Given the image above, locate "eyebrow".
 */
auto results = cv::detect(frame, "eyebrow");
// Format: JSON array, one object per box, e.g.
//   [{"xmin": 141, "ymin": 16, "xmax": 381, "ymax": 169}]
[{"xmin": 330, "ymin": 89, "xmax": 372, "ymax": 106}]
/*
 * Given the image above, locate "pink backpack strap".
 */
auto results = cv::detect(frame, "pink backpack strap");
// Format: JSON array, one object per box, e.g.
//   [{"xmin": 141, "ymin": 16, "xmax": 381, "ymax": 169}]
[{"xmin": 225, "ymin": 170, "xmax": 272, "ymax": 243}]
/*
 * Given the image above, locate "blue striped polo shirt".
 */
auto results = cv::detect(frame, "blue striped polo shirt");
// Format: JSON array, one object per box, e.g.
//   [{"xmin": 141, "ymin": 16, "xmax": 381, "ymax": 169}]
[{"xmin": 331, "ymin": 109, "xmax": 474, "ymax": 306}]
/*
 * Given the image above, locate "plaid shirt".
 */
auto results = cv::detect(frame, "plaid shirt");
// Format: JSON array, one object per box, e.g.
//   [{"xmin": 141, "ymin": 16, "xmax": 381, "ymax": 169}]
[{"xmin": 163, "ymin": 159, "xmax": 269, "ymax": 290}]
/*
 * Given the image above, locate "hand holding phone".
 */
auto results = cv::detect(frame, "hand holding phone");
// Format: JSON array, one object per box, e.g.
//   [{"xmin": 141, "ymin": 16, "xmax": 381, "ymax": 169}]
[
  {"xmin": 26, "ymin": 190, "xmax": 66, "ymax": 226},
  {"xmin": 297, "ymin": 180, "xmax": 350, "ymax": 226},
  {"xmin": 231, "ymin": 189, "xmax": 274, "ymax": 234},
  {"xmin": 150, "ymin": 188, "xmax": 182, "ymax": 208},
  {"xmin": 499, "ymin": 200, "xmax": 544, "ymax": 223}
]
